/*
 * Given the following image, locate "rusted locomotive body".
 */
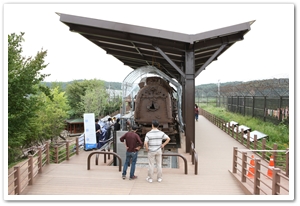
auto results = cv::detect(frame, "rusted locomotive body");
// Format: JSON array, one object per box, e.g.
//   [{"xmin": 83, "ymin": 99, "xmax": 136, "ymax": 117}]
[{"xmin": 134, "ymin": 76, "xmax": 180, "ymax": 147}]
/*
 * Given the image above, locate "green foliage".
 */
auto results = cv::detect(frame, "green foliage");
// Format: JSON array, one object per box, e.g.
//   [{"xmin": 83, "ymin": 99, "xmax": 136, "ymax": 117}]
[
  {"xmin": 35, "ymin": 87, "xmax": 70, "ymax": 142},
  {"xmin": 7, "ymin": 33, "xmax": 122, "ymax": 165},
  {"xmin": 82, "ymin": 85, "xmax": 109, "ymax": 117},
  {"xmin": 200, "ymin": 105, "xmax": 289, "ymax": 149},
  {"xmin": 65, "ymin": 79, "xmax": 103, "ymax": 118},
  {"xmin": 8, "ymin": 32, "xmax": 51, "ymax": 164},
  {"xmin": 102, "ymin": 96, "xmax": 122, "ymax": 116}
]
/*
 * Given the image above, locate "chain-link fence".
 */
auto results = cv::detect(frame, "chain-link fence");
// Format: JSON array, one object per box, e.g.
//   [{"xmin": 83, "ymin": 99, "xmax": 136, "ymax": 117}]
[{"xmin": 196, "ymin": 78, "xmax": 289, "ymax": 125}]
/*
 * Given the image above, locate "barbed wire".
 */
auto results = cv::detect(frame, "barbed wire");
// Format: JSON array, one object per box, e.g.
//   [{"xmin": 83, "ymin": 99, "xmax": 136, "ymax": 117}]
[{"xmin": 196, "ymin": 78, "xmax": 289, "ymax": 97}]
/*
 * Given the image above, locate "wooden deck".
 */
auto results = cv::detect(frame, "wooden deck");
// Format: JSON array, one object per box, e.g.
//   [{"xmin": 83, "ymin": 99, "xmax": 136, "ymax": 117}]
[{"xmin": 16, "ymin": 115, "xmax": 288, "ymax": 200}]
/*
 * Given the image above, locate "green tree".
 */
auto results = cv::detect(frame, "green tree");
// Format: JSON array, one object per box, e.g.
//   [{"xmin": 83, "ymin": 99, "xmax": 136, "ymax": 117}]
[
  {"xmin": 65, "ymin": 79, "xmax": 106, "ymax": 118},
  {"xmin": 8, "ymin": 32, "xmax": 50, "ymax": 163},
  {"xmin": 82, "ymin": 86, "xmax": 109, "ymax": 117},
  {"xmin": 33, "ymin": 87, "xmax": 70, "ymax": 143}
]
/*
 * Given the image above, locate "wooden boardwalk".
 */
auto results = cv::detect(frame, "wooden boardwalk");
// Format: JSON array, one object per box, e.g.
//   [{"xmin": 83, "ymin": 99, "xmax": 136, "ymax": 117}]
[{"xmin": 19, "ymin": 115, "xmax": 282, "ymax": 200}]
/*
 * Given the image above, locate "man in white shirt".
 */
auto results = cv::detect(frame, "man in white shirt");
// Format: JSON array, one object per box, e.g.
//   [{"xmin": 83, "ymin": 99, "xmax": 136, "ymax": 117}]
[{"xmin": 144, "ymin": 120, "xmax": 170, "ymax": 183}]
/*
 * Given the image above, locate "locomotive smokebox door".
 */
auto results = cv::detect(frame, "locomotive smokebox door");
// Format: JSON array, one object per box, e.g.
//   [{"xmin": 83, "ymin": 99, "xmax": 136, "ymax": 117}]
[{"xmin": 134, "ymin": 76, "xmax": 181, "ymax": 148}]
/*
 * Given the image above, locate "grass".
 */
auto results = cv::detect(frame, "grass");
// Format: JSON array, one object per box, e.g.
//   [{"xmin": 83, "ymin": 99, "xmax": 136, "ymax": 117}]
[{"xmin": 200, "ymin": 104, "xmax": 289, "ymax": 150}]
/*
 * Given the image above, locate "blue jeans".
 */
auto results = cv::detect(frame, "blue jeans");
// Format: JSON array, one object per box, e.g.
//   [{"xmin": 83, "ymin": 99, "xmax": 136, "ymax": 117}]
[
  {"xmin": 122, "ymin": 151, "xmax": 138, "ymax": 178},
  {"xmin": 195, "ymin": 113, "xmax": 199, "ymax": 120}
]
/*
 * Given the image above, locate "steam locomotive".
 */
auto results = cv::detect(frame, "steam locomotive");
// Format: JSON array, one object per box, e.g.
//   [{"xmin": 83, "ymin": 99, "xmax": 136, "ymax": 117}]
[{"xmin": 132, "ymin": 76, "xmax": 181, "ymax": 148}]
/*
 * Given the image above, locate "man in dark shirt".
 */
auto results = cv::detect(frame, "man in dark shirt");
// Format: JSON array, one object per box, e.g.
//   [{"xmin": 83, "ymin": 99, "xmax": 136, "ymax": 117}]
[
  {"xmin": 95, "ymin": 119, "xmax": 102, "ymax": 149},
  {"xmin": 120, "ymin": 125, "xmax": 143, "ymax": 180},
  {"xmin": 114, "ymin": 118, "xmax": 121, "ymax": 131}
]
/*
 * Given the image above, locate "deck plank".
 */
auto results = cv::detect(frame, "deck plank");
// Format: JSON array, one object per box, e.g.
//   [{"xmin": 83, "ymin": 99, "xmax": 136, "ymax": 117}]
[{"xmin": 18, "ymin": 115, "xmax": 289, "ymax": 200}]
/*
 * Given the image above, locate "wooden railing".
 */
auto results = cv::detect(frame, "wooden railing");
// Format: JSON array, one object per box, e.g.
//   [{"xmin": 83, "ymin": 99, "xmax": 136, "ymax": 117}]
[
  {"xmin": 200, "ymin": 108, "xmax": 289, "ymax": 177},
  {"xmin": 8, "ymin": 134, "xmax": 202, "ymax": 195},
  {"xmin": 231, "ymin": 147, "xmax": 289, "ymax": 195},
  {"xmin": 8, "ymin": 143, "xmax": 50, "ymax": 195},
  {"xmin": 7, "ymin": 137, "xmax": 83, "ymax": 195}
]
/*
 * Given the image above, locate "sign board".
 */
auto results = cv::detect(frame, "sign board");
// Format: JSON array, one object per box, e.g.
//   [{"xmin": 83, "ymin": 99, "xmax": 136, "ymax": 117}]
[
  {"xmin": 234, "ymin": 125, "xmax": 251, "ymax": 134},
  {"xmin": 83, "ymin": 113, "xmax": 97, "ymax": 150},
  {"xmin": 224, "ymin": 121, "xmax": 239, "ymax": 129},
  {"xmin": 243, "ymin": 130, "xmax": 268, "ymax": 142}
]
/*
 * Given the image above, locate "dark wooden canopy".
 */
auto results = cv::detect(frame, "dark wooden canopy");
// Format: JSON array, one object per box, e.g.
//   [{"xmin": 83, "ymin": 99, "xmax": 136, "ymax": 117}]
[{"xmin": 58, "ymin": 12, "xmax": 254, "ymax": 152}]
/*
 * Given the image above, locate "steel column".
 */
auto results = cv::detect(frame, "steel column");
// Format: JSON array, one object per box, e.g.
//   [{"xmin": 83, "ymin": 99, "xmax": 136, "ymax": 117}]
[{"xmin": 184, "ymin": 46, "xmax": 195, "ymax": 153}]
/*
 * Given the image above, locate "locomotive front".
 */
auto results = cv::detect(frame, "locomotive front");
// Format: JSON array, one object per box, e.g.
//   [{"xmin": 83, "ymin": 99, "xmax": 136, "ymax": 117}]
[{"xmin": 134, "ymin": 76, "xmax": 180, "ymax": 147}]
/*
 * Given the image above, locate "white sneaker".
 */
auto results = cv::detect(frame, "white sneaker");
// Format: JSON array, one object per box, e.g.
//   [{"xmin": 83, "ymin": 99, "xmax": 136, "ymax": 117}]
[
  {"xmin": 146, "ymin": 177, "xmax": 153, "ymax": 183},
  {"xmin": 157, "ymin": 178, "xmax": 162, "ymax": 182}
]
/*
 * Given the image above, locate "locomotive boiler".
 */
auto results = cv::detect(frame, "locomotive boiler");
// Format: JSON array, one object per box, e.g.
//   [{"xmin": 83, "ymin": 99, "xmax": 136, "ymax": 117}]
[{"xmin": 133, "ymin": 76, "xmax": 181, "ymax": 148}]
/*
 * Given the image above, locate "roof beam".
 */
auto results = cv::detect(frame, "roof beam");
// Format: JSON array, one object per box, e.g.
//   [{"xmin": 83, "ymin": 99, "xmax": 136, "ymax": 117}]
[
  {"xmin": 69, "ymin": 24, "xmax": 187, "ymax": 51},
  {"xmin": 153, "ymin": 45, "xmax": 185, "ymax": 78},
  {"xmin": 106, "ymin": 49, "xmax": 183, "ymax": 64},
  {"xmin": 195, "ymin": 43, "xmax": 228, "ymax": 77},
  {"xmin": 194, "ymin": 33, "xmax": 243, "ymax": 51}
]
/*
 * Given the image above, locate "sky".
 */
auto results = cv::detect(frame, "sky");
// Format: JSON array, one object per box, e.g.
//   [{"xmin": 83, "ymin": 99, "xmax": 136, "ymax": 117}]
[{"xmin": 3, "ymin": 2, "xmax": 294, "ymax": 86}]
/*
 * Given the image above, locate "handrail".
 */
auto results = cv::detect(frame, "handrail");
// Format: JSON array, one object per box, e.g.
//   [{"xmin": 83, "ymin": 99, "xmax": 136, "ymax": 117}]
[
  {"xmin": 87, "ymin": 151, "xmax": 122, "ymax": 172},
  {"xmin": 231, "ymin": 146, "xmax": 289, "ymax": 195},
  {"xmin": 95, "ymin": 139, "xmax": 114, "ymax": 164},
  {"xmin": 162, "ymin": 153, "xmax": 188, "ymax": 174},
  {"xmin": 200, "ymin": 108, "xmax": 289, "ymax": 177},
  {"xmin": 190, "ymin": 141, "xmax": 195, "ymax": 164},
  {"xmin": 8, "ymin": 148, "xmax": 46, "ymax": 195},
  {"xmin": 193, "ymin": 149, "xmax": 198, "ymax": 175},
  {"xmin": 189, "ymin": 141, "xmax": 198, "ymax": 175},
  {"xmin": 8, "ymin": 138, "xmax": 80, "ymax": 195}
]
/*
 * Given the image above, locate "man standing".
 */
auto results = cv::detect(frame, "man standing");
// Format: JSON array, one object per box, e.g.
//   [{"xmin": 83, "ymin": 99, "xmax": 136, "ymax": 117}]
[
  {"xmin": 195, "ymin": 104, "xmax": 199, "ymax": 121},
  {"xmin": 95, "ymin": 119, "xmax": 102, "ymax": 149},
  {"xmin": 114, "ymin": 118, "xmax": 121, "ymax": 131},
  {"xmin": 120, "ymin": 125, "xmax": 143, "ymax": 180},
  {"xmin": 105, "ymin": 118, "xmax": 114, "ymax": 140},
  {"xmin": 144, "ymin": 120, "xmax": 170, "ymax": 183}
]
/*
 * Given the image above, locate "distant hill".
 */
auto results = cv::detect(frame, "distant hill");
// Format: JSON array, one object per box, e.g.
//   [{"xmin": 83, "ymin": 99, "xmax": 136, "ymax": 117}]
[
  {"xmin": 42, "ymin": 78, "xmax": 288, "ymax": 94},
  {"xmin": 41, "ymin": 80, "xmax": 122, "ymax": 91},
  {"xmin": 196, "ymin": 81, "xmax": 243, "ymax": 89}
]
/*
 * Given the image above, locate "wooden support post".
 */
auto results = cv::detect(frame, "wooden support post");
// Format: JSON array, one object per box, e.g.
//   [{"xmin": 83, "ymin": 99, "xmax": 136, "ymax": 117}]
[
  {"xmin": 232, "ymin": 147, "xmax": 238, "ymax": 173},
  {"xmin": 38, "ymin": 147, "xmax": 42, "ymax": 173},
  {"xmin": 14, "ymin": 166, "xmax": 20, "ymax": 195},
  {"xmin": 253, "ymin": 158, "xmax": 261, "ymax": 195},
  {"xmin": 241, "ymin": 152, "xmax": 247, "ymax": 182},
  {"xmin": 28, "ymin": 155, "xmax": 33, "ymax": 185}
]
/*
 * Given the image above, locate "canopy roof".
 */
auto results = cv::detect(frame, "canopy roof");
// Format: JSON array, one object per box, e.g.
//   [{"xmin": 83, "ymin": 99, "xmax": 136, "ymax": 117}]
[{"xmin": 58, "ymin": 12, "xmax": 254, "ymax": 82}]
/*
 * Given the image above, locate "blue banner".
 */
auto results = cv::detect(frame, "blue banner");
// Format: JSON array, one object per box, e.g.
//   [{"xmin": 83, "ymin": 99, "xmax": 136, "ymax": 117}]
[{"xmin": 83, "ymin": 113, "xmax": 97, "ymax": 150}]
